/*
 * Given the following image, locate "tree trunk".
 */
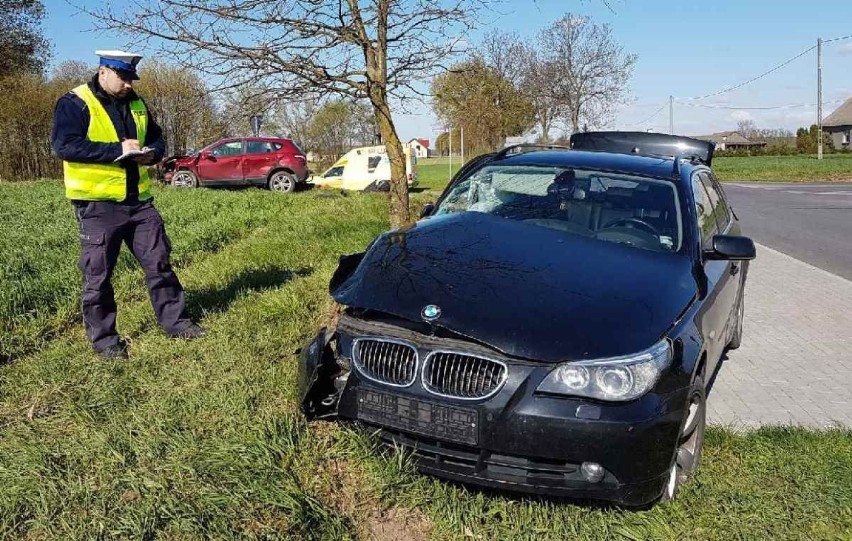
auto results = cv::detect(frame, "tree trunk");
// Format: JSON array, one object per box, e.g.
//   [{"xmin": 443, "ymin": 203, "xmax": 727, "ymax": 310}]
[
  {"xmin": 371, "ymin": 94, "xmax": 410, "ymax": 228},
  {"xmin": 358, "ymin": 0, "xmax": 410, "ymax": 228},
  {"xmin": 570, "ymin": 107, "xmax": 580, "ymax": 134},
  {"xmin": 539, "ymin": 111, "xmax": 551, "ymax": 142}
]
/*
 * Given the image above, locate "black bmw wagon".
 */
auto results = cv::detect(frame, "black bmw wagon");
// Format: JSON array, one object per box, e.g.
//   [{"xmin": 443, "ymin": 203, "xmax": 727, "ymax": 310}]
[{"xmin": 299, "ymin": 132, "xmax": 756, "ymax": 506}]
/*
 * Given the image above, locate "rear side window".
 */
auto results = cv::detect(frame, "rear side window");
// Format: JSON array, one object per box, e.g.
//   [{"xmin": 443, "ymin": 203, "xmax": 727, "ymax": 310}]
[
  {"xmin": 285, "ymin": 140, "xmax": 303, "ymax": 154},
  {"xmin": 246, "ymin": 141, "xmax": 277, "ymax": 154},
  {"xmin": 691, "ymin": 172, "xmax": 717, "ymax": 247}
]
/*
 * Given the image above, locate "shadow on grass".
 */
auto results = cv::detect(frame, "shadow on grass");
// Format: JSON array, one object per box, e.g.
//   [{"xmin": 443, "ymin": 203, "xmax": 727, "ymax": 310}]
[{"xmin": 186, "ymin": 266, "xmax": 313, "ymax": 318}]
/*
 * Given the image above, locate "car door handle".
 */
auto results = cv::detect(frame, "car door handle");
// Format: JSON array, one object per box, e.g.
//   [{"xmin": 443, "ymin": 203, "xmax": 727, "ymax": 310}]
[{"xmin": 730, "ymin": 264, "xmax": 740, "ymax": 276}]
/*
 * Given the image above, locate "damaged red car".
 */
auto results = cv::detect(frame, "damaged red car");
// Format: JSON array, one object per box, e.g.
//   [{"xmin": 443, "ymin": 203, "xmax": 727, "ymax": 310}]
[{"xmin": 163, "ymin": 137, "xmax": 308, "ymax": 192}]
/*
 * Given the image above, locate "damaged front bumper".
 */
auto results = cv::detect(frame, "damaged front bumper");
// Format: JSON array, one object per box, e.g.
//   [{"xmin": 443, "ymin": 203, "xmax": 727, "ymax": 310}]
[{"xmin": 298, "ymin": 321, "xmax": 688, "ymax": 507}]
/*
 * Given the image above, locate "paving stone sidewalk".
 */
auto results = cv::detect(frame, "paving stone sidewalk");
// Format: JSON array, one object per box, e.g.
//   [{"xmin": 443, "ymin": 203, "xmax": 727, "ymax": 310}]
[{"xmin": 707, "ymin": 244, "xmax": 852, "ymax": 429}]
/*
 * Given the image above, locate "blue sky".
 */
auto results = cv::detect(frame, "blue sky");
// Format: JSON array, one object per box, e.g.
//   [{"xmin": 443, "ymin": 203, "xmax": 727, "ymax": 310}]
[{"xmin": 45, "ymin": 0, "xmax": 852, "ymax": 141}]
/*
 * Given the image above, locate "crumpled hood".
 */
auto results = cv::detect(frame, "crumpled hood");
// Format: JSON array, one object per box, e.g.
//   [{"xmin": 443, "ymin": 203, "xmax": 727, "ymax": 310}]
[{"xmin": 331, "ymin": 212, "xmax": 697, "ymax": 362}]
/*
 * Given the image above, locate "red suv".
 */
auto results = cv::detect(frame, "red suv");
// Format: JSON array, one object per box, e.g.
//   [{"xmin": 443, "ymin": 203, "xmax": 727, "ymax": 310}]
[{"xmin": 166, "ymin": 137, "xmax": 308, "ymax": 193}]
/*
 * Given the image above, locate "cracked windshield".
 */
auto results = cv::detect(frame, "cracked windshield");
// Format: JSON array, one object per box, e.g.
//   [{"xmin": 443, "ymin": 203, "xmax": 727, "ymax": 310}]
[{"xmin": 436, "ymin": 165, "xmax": 682, "ymax": 252}]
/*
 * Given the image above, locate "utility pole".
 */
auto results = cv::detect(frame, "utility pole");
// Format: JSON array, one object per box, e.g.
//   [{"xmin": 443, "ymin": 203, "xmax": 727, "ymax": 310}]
[
  {"xmin": 449, "ymin": 127, "xmax": 453, "ymax": 178},
  {"xmin": 818, "ymin": 37, "xmax": 823, "ymax": 160},
  {"xmin": 461, "ymin": 126, "xmax": 465, "ymax": 165},
  {"xmin": 669, "ymin": 96, "xmax": 674, "ymax": 135}
]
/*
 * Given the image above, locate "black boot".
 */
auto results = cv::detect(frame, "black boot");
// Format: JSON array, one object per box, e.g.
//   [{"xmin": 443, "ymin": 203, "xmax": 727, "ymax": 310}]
[
  {"xmin": 168, "ymin": 323, "xmax": 207, "ymax": 340},
  {"xmin": 98, "ymin": 340, "xmax": 129, "ymax": 360}
]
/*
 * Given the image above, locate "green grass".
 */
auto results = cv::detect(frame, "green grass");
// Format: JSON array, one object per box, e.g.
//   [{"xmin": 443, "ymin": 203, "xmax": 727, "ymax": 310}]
[
  {"xmin": 419, "ymin": 153, "xmax": 852, "ymax": 187},
  {"xmin": 1, "ymin": 181, "xmax": 851, "ymax": 539},
  {"xmin": 713, "ymin": 153, "xmax": 852, "ymax": 182},
  {"xmin": 416, "ymin": 159, "xmax": 460, "ymax": 193}
]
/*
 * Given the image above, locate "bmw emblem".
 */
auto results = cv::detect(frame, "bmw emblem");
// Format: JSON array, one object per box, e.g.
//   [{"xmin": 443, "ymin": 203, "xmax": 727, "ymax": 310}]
[{"xmin": 421, "ymin": 304, "xmax": 441, "ymax": 321}]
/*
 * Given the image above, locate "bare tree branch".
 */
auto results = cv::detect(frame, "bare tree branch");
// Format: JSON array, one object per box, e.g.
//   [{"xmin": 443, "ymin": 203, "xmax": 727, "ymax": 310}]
[{"xmin": 80, "ymin": 0, "xmax": 494, "ymax": 226}]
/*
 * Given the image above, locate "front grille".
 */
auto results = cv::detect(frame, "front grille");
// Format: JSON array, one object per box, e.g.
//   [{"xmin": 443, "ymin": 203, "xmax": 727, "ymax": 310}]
[
  {"xmin": 423, "ymin": 352, "xmax": 507, "ymax": 399},
  {"xmin": 353, "ymin": 338, "xmax": 417, "ymax": 386}
]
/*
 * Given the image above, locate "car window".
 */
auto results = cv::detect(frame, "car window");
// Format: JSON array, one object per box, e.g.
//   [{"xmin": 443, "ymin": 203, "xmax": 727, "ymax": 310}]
[
  {"xmin": 707, "ymin": 174, "xmax": 732, "ymax": 230},
  {"xmin": 435, "ymin": 164, "xmax": 682, "ymax": 253},
  {"xmin": 246, "ymin": 141, "xmax": 275, "ymax": 154},
  {"xmin": 691, "ymin": 172, "xmax": 717, "ymax": 247},
  {"xmin": 212, "ymin": 141, "xmax": 243, "ymax": 157},
  {"xmin": 367, "ymin": 156, "xmax": 382, "ymax": 172},
  {"xmin": 325, "ymin": 166, "xmax": 344, "ymax": 177},
  {"xmin": 699, "ymin": 172, "xmax": 730, "ymax": 233}
]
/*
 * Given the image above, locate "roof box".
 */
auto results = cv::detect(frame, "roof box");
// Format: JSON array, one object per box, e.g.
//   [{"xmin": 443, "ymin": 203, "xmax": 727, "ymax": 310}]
[{"xmin": 570, "ymin": 131, "xmax": 715, "ymax": 166}]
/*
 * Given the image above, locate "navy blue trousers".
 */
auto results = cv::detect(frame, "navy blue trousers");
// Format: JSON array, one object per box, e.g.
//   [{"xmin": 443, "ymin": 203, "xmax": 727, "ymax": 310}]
[{"xmin": 73, "ymin": 200, "xmax": 191, "ymax": 352}]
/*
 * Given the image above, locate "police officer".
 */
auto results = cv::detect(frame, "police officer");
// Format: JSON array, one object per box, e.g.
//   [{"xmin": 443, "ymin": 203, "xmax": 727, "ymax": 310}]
[{"xmin": 51, "ymin": 50, "xmax": 205, "ymax": 360}]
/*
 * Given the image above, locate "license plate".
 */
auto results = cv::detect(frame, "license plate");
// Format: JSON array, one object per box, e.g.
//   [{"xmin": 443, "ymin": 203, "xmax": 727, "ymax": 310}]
[{"xmin": 357, "ymin": 389, "xmax": 479, "ymax": 445}]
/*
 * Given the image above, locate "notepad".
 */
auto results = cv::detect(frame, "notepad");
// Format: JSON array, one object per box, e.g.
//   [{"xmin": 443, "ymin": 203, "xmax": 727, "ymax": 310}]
[{"xmin": 114, "ymin": 147, "xmax": 154, "ymax": 162}]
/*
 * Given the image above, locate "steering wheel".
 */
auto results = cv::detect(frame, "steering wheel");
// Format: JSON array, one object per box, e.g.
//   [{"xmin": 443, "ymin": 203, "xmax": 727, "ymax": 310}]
[{"xmin": 601, "ymin": 217, "xmax": 661, "ymax": 236}]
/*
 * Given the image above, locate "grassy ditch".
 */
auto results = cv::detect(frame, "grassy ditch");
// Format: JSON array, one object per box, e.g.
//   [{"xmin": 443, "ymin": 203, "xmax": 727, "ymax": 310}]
[{"xmin": 0, "ymin": 181, "xmax": 850, "ymax": 539}]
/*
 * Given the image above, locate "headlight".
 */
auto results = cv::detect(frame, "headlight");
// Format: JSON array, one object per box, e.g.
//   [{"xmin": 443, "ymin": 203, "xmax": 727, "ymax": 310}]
[{"xmin": 537, "ymin": 340, "xmax": 672, "ymax": 401}]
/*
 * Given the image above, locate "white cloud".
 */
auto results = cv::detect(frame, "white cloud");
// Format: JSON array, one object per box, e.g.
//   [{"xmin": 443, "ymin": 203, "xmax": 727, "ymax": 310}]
[
  {"xmin": 837, "ymin": 43, "xmax": 852, "ymax": 56},
  {"xmin": 729, "ymin": 110, "xmax": 754, "ymax": 122},
  {"xmin": 781, "ymin": 110, "xmax": 818, "ymax": 125}
]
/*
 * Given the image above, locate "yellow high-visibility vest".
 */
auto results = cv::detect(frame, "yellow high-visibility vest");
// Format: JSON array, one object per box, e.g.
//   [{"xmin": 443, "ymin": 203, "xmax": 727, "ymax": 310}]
[{"xmin": 63, "ymin": 84, "xmax": 151, "ymax": 201}]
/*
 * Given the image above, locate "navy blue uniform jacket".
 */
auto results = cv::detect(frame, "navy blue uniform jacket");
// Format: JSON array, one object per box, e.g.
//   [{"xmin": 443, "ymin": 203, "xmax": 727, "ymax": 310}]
[{"xmin": 51, "ymin": 74, "xmax": 166, "ymax": 201}]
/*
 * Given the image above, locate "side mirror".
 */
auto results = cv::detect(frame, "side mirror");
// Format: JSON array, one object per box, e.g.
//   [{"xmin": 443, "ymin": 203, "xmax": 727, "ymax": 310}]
[
  {"xmin": 420, "ymin": 203, "xmax": 435, "ymax": 218},
  {"xmin": 705, "ymin": 235, "xmax": 756, "ymax": 261},
  {"xmin": 201, "ymin": 151, "xmax": 214, "ymax": 160}
]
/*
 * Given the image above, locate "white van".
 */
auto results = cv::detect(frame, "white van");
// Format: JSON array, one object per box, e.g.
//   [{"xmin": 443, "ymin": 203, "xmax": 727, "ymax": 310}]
[{"xmin": 310, "ymin": 145, "xmax": 418, "ymax": 191}]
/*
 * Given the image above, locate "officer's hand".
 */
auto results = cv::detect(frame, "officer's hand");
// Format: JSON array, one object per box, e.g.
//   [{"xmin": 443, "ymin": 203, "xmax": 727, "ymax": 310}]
[{"xmin": 122, "ymin": 139, "xmax": 141, "ymax": 153}]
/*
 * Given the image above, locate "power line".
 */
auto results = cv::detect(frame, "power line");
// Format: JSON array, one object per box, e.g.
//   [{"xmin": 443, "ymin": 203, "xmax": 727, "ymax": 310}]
[
  {"xmin": 825, "ymin": 34, "xmax": 852, "ymax": 43},
  {"xmin": 680, "ymin": 98, "xmax": 845, "ymax": 111},
  {"xmin": 627, "ymin": 36, "xmax": 848, "ymax": 129},
  {"xmin": 680, "ymin": 44, "xmax": 816, "ymax": 102},
  {"xmin": 634, "ymin": 102, "xmax": 667, "ymax": 127}
]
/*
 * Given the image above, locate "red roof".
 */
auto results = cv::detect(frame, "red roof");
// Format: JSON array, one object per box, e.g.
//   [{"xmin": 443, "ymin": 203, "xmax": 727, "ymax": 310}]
[{"xmin": 414, "ymin": 138, "xmax": 430, "ymax": 148}]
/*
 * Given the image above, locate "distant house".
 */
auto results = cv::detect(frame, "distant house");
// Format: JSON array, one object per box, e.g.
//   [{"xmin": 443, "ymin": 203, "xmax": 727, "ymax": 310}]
[
  {"xmin": 693, "ymin": 131, "xmax": 767, "ymax": 152},
  {"xmin": 407, "ymin": 138, "xmax": 431, "ymax": 158},
  {"xmin": 823, "ymin": 97, "xmax": 852, "ymax": 149}
]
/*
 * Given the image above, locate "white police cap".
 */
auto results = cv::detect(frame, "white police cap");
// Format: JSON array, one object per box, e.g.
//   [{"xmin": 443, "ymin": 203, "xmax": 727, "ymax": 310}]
[{"xmin": 96, "ymin": 50, "xmax": 143, "ymax": 79}]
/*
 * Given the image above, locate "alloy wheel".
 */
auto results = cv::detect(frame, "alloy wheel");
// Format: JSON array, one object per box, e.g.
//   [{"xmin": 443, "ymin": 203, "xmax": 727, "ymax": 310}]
[
  {"xmin": 172, "ymin": 171, "xmax": 196, "ymax": 188},
  {"xmin": 269, "ymin": 172, "xmax": 296, "ymax": 193},
  {"xmin": 663, "ymin": 385, "xmax": 706, "ymax": 501}
]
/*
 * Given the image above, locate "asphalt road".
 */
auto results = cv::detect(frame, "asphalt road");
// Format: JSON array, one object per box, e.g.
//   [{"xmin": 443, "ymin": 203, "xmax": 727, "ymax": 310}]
[{"xmin": 722, "ymin": 182, "xmax": 852, "ymax": 280}]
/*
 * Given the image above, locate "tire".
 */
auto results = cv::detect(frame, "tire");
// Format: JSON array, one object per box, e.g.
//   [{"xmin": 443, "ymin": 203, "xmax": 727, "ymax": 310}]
[
  {"xmin": 727, "ymin": 294, "xmax": 744, "ymax": 350},
  {"xmin": 268, "ymin": 171, "xmax": 297, "ymax": 193},
  {"xmin": 172, "ymin": 170, "xmax": 198, "ymax": 188},
  {"xmin": 660, "ymin": 376, "xmax": 706, "ymax": 503}
]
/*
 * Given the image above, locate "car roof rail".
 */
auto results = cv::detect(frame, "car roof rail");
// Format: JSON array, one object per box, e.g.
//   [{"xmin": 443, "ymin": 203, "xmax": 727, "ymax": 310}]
[
  {"xmin": 671, "ymin": 152, "xmax": 710, "ymax": 177},
  {"xmin": 495, "ymin": 144, "xmax": 571, "ymax": 160}
]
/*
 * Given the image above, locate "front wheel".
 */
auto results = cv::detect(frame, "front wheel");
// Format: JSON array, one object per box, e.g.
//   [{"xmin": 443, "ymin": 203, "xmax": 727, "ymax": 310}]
[
  {"xmin": 172, "ymin": 171, "xmax": 198, "ymax": 188},
  {"xmin": 661, "ymin": 376, "xmax": 706, "ymax": 502},
  {"xmin": 268, "ymin": 171, "xmax": 297, "ymax": 193}
]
